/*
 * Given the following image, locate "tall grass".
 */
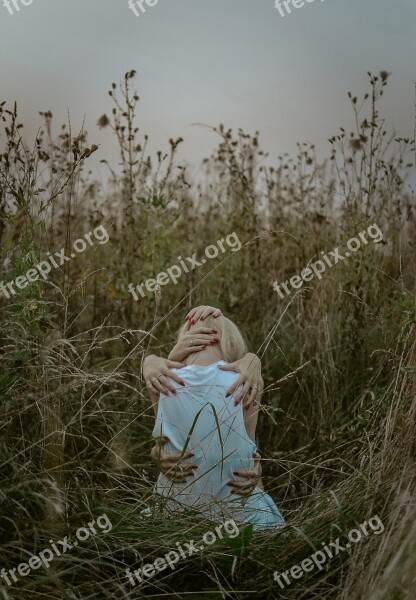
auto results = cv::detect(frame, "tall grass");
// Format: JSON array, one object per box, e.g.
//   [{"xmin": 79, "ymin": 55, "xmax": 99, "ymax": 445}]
[{"xmin": 0, "ymin": 70, "xmax": 415, "ymax": 599}]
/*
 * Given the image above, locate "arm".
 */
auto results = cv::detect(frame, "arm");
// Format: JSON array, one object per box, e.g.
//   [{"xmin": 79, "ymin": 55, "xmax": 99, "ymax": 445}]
[
  {"xmin": 143, "ymin": 355, "xmax": 185, "ymax": 414},
  {"xmin": 228, "ymin": 390, "xmax": 264, "ymax": 495},
  {"xmin": 243, "ymin": 390, "xmax": 260, "ymax": 442}
]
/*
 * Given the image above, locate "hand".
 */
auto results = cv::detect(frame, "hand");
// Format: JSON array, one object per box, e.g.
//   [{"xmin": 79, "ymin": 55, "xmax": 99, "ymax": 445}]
[
  {"xmin": 185, "ymin": 305, "xmax": 223, "ymax": 326},
  {"xmin": 150, "ymin": 437, "xmax": 197, "ymax": 483},
  {"xmin": 218, "ymin": 353, "xmax": 263, "ymax": 408},
  {"xmin": 143, "ymin": 355, "xmax": 185, "ymax": 396},
  {"xmin": 168, "ymin": 327, "xmax": 220, "ymax": 362},
  {"xmin": 227, "ymin": 452, "xmax": 262, "ymax": 497}
]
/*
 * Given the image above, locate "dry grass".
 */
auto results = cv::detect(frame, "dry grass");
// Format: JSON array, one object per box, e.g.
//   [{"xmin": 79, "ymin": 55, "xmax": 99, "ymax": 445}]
[{"xmin": 0, "ymin": 71, "xmax": 415, "ymax": 599}]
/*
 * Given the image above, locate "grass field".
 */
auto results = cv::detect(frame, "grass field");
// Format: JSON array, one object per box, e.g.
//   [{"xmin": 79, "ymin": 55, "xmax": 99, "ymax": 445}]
[{"xmin": 0, "ymin": 70, "xmax": 415, "ymax": 599}]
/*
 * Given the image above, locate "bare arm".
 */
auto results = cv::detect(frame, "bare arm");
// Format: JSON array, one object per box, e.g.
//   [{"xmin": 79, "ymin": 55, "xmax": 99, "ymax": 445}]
[
  {"xmin": 143, "ymin": 354, "xmax": 186, "ymax": 414},
  {"xmin": 243, "ymin": 390, "xmax": 261, "ymax": 442}
]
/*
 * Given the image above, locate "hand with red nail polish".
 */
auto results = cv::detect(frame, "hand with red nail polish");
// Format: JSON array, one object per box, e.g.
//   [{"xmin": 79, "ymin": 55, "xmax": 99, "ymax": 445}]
[
  {"xmin": 219, "ymin": 353, "xmax": 264, "ymax": 408},
  {"xmin": 150, "ymin": 437, "xmax": 198, "ymax": 483},
  {"xmin": 227, "ymin": 452, "xmax": 262, "ymax": 497},
  {"xmin": 143, "ymin": 356, "xmax": 186, "ymax": 396},
  {"xmin": 169, "ymin": 327, "xmax": 220, "ymax": 362}
]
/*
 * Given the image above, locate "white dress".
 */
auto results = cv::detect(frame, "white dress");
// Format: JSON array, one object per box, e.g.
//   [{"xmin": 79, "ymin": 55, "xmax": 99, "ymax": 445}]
[{"xmin": 152, "ymin": 360, "xmax": 285, "ymax": 530}]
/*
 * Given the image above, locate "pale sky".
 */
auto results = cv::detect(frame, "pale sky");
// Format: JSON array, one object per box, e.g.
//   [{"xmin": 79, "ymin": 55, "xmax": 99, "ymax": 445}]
[{"xmin": 0, "ymin": 0, "xmax": 415, "ymax": 179}]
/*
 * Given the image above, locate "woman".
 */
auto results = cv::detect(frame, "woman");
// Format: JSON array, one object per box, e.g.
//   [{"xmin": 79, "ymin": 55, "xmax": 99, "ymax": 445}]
[{"xmin": 144, "ymin": 306, "xmax": 285, "ymax": 530}]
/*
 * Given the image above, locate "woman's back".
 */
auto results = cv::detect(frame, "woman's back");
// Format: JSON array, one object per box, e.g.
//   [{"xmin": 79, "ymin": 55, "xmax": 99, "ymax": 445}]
[{"xmin": 152, "ymin": 360, "xmax": 285, "ymax": 530}]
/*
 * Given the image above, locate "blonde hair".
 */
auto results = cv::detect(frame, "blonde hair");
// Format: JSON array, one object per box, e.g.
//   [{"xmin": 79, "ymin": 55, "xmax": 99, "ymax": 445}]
[{"xmin": 177, "ymin": 313, "xmax": 248, "ymax": 363}]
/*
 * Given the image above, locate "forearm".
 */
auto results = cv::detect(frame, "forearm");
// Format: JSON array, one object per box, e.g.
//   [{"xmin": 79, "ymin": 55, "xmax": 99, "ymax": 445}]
[
  {"xmin": 243, "ymin": 392, "xmax": 260, "ymax": 441},
  {"xmin": 149, "ymin": 389, "xmax": 160, "ymax": 416}
]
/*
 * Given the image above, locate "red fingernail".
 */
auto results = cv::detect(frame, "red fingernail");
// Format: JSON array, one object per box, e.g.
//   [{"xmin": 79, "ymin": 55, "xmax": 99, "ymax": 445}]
[
  {"xmin": 234, "ymin": 400, "xmax": 238, "ymax": 406},
  {"xmin": 180, "ymin": 381, "xmax": 185, "ymax": 386},
  {"xmin": 211, "ymin": 329, "xmax": 217, "ymax": 333},
  {"xmin": 225, "ymin": 393, "xmax": 230, "ymax": 398},
  {"xmin": 200, "ymin": 316, "xmax": 204, "ymax": 320},
  {"xmin": 191, "ymin": 319, "xmax": 195, "ymax": 325},
  {"xmin": 202, "ymin": 345, "xmax": 206, "ymax": 349}
]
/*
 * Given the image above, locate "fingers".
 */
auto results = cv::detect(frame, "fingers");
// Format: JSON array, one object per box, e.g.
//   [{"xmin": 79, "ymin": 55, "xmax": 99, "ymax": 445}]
[
  {"xmin": 164, "ymin": 368, "xmax": 186, "ymax": 387},
  {"xmin": 157, "ymin": 375, "xmax": 177, "ymax": 395},
  {"xmin": 147, "ymin": 380, "xmax": 160, "ymax": 395},
  {"xmin": 152, "ymin": 440, "xmax": 197, "ymax": 483},
  {"xmin": 188, "ymin": 334, "xmax": 218, "ymax": 343},
  {"xmin": 164, "ymin": 469, "xmax": 195, "ymax": 483},
  {"xmin": 232, "ymin": 469, "xmax": 258, "ymax": 480},
  {"xmin": 245, "ymin": 385, "xmax": 263, "ymax": 410},
  {"xmin": 166, "ymin": 360, "xmax": 186, "ymax": 369},
  {"xmin": 185, "ymin": 307, "xmax": 198, "ymax": 322},
  {"xmin": 219, "ymin": 361, "xmax": 237, "ymax": 373},
  {"xmin": 161, "ymin": 456, "xmax": 198, "ymax": 482},
  {"xmin": 227, "ymin": 479, "xmax": 256, "ymax": 496},
  {"xmin": 199, "ymin": 306, "xmax": 221, "ymax": 321},
  {"xmin": 185, "ymin": 306, "xmax": 223, "ymax": 324},
  {"xmin": 183, "ymin": 327, "xmax": 220, "ymax": 353},
  {"xmin": 244, "ymin": 385, "xmax": 260, "ymax": 410},
  {"xmin": 193, "ymin": 307, "xmax": 207, "ymax": 323},
  {"xmin": 234, "ymin": 380, "xmax": 252, "ymax": 407},
  {"xmin": 188, "ymin": 336, "xmax": 220, "ymax": 348},
  {"xmin": 147, "ymin": 375, "xmax": 172, "ymax": 396},
  {"xmin": 230, "ymin": 454, "xmax": 262, "ymax": 480},
  {"xmin": 187, "ymin": 327, "xmax": 219, "ymax": 336},
  {"xmin": 186, "ymin": 306, "xmax": 203, "ymax": 324},
  {"xmin": 225, "ymin": 374, "xmax": 243, "ymax": 399},
  {"xmin": 228, "ymin": 451, "xmax": 262, "ymax": 495}
]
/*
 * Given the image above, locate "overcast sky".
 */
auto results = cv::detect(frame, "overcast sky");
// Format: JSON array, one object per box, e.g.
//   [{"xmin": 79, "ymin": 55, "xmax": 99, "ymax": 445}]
[{"xmin": 0, "ymin": 0, "xmax": 415, "ymax": 180}]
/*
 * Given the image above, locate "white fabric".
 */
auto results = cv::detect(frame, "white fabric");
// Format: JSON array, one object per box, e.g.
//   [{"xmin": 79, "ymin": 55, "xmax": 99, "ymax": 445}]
[{"xmin": 152, "ymin": 360, "xmax": 285, "ymax": 530}]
